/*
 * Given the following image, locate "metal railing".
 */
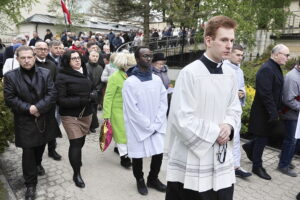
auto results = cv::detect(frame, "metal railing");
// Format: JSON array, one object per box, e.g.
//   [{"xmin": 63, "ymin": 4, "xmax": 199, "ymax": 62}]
[{"xmin": 116, "ymin": 35, "xmax": 202, "ymax": 68}]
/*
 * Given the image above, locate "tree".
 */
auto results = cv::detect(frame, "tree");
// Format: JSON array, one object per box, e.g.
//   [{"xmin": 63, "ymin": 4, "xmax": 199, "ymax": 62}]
[
  {"xmin": 91, "ymin": 0, "xmax": 164, "ymax": 44},
  {"xmin": 0, "ymin": 0, "xmax": 38, "ymax": 32},
  {"xmin": 165, "ymin": 0, "xmax": 292, "ymax": 49}
]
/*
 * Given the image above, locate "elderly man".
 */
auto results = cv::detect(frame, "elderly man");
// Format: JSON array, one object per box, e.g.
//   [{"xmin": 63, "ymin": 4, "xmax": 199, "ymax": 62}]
[
  {"xmin": 35, "ymin": 41, "xmax": 62, "ymax": 161},
  {"xmin": 29, "ymin": 32, "xmax": 41, "ymax": 47},
  {"xmin": 4, "ymin": 46, "xmax": 60, "ymax": 200},
  {"xmin": 243, "ymin": 44, "xmax": 289, "ymax": 180},
  {"xmin": 223, "ymin": 44, "xmax": 252, "ymax": 178},
  {"xmin": 165, "ymin": 16, "xmax": 242, "ymax": 200},
  {"xmin": 123, "ymin": 46, "xmax": 168, "ymax": 196}
]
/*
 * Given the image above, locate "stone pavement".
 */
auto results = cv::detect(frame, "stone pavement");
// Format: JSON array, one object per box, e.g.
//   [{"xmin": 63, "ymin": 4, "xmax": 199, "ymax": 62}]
[{"xmin": 0, "ymin": 117, "xmax": 300, "ymax": 200}]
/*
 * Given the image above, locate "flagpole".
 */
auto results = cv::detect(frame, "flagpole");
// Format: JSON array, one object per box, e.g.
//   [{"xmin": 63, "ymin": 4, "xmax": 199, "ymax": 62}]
[{"xmin": 63, "ymin": 13, "xmax": 68, "ymax": 33}]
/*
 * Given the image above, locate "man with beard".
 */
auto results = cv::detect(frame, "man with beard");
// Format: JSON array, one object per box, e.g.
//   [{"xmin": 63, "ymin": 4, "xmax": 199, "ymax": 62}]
[
  {"xmin": 35, "ymin": 41, "xmax": 62, "ymax": 161},
  {"xmin": 4, "ymin": 46, "xmax": 60, "ymax": 200},
  {"xmin": 165, "ymin": 16, "xmax": 241, "ymax": 200},
  {"xmin": 122, "ymin": 46, "xmax": 168, "ymax": 196}
]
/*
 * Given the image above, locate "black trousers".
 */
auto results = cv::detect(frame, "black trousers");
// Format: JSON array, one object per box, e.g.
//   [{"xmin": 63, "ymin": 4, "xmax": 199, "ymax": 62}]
[
  {"xmin": 68, "ymin": 136, "xmax": 86, "ymax": 173},
  {"xmin": 22, "ymin": 144, "xmax": 46, "ymax": 187},
  {"xmin": 165, "ymin": 182, "xmax": 234, "ymax": 200},
  {"xmin": 47, "ymin": 138, "xmax": 56, "ymax": 152},
  {"xmin": 90, "ymin": 103, "xmax": 99, "ymax": 130},
  {"xmin": 132, "ymin": 153, "xmax": 163, "ymax": 181}
]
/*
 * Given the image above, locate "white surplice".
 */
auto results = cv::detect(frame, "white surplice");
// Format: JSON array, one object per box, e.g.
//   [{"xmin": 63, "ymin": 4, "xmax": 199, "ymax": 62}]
[
  {"xmin": 295, "ymin": 112, "xmax": 300, "ymax": 139},
  {"xmin": 122, "ymin": 74, "xmax": 168, "ymax": 158},
  {"xmin": 165, "ymin": 60, "xmax": 242, "ymax": 192}
]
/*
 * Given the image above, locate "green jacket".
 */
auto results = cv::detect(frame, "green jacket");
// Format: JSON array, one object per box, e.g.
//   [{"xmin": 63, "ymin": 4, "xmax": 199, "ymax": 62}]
[{"xmin": 102, "ymin": 70, "xmax": 127, "ymax": 144}]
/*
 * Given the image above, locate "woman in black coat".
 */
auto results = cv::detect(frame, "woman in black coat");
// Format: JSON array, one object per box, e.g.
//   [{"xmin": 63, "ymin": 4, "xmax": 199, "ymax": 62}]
[{"xmin": 56, "ymin": 50, "xmax": 95, "ymax": 188}]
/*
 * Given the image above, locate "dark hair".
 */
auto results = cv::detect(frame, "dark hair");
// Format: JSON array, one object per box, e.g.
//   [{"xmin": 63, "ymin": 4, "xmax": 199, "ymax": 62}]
[
  {"xmin": 102, "ymin": 53, "xmax": 111, "ymax": 60},
  {"xmin": 15, "ymin": 46, "xmax": 34, "ymax": 57},
  {"xmin": 61, "ymin": 50, "xmax": 84, "ymax": 69},
  {"xmin": 134, "ymin": 46, "xmax": 149, "ymax": 59},
  {"xmin": 204, "ymin": 16, "xmax": 237, "ymax": 39},
  {"xmin": 232, "ymin": 44, "xmax": 244, "ymax": 52}
]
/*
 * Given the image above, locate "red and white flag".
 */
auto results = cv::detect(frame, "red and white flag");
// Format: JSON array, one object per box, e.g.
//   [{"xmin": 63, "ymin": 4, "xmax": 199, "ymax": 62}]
[{"xmin": 60, "ymin": 0, "xmax": 72, "ymax": 24}]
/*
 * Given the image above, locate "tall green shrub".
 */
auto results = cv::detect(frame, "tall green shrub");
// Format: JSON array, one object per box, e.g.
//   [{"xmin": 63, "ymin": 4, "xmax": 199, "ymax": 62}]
[{"xmin": 0, "ymin": 82, "xmax": 14, "ymax": 153}]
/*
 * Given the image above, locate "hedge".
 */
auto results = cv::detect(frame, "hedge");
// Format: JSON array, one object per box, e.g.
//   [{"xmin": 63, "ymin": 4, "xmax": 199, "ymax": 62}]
[{"xmin": 0, "ymin": 81, "xmax": 14, "ymax": 153}]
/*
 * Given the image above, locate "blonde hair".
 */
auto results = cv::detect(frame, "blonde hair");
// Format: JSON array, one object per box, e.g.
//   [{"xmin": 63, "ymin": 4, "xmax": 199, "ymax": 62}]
[
  {"xmin": 110, "ymin": 52, "xmax": 117, "ymax": 63},
  {"xmin": 113, "ymin": 52, "xmax": 136, "ymax": 70}
]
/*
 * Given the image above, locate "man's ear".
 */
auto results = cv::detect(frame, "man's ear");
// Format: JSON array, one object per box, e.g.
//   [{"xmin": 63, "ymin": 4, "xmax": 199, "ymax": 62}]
[{"xmin": 204, "ymin": 36, "xmax": 212, "ymax": 48}]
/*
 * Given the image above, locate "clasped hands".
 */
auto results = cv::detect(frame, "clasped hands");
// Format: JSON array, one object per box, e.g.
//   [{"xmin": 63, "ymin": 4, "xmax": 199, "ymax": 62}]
[
  {"xmin": 29, "ymin": 105, "xmax": 40, "ymax": 117},
  {"xmin": 217, "ymin": 123, "xmax": 232, "ymax": 145}
]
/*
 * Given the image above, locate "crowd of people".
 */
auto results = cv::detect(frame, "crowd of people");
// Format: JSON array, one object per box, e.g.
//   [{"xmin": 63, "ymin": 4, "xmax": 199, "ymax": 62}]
[{"xmin": 0, "ymin": 15, "xmax": 300, "ymax": 200}]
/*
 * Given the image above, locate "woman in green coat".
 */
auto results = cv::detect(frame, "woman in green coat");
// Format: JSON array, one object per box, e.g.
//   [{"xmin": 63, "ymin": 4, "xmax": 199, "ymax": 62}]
[{"xmin": 103, "ymin": 52, "xmax": 136, "ymax": 168}]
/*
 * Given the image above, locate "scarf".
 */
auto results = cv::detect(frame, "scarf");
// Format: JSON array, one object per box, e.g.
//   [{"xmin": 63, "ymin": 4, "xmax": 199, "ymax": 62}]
[{"xmin": 130, "ymin": 65, "xmax": 152, "ymax": 82}]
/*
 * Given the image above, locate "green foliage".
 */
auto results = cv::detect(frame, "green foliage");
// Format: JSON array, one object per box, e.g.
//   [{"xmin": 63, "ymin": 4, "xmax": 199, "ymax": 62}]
[
  {"xmin": 165, "ymin": 0, "xmax": 292, "ymax": 49},
  {"xmin": 0, "ymin": 0, "xmax": 38, "ymax": 33},
  {"xmin": 0, "ymin": 82, "xmax": 14, "ymax": 153}
]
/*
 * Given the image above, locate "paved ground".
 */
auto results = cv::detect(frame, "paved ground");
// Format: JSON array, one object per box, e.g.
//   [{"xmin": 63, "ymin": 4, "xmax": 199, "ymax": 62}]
[{"xmin": 0, "ymin": 116, "xmax": 300, "ymax": 200}]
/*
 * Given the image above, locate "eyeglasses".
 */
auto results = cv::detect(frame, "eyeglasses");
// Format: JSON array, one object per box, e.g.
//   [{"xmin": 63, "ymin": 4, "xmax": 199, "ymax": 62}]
[
  {"xmin": 279, "ymin": 52, "xmax": 290, "ymax": 58},
  {"xmin": 217, "ymin": 143, "xmax": 227, "ymax": 164},
  {"xmin": 71, "ymin": 56, "xmax": 81, "ymax": 61},
  {"xmin": 141, "ymin": 54, "xmax": 153, "ymax": 59},
  {"xmin": 36, "ymin": 48, "xmax": 48, "ymax": 52}
]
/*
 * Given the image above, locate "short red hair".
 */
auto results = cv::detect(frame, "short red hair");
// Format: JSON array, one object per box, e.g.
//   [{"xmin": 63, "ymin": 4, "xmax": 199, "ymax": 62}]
[{"xmin": 204, "ymin": 16, "xmax": 237, "ymax": 39}]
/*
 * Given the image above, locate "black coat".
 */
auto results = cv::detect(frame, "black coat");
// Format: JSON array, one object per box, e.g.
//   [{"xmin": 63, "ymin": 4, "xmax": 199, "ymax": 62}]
[
  {"xmin": 4, "ymin": 66, "xmax": 61, "ymax": 148},
  {"xmin": 36, "ymin": 59, "xmax": 58, "ymax": 81},
  {"xmin": 248, "ymin": 59, "xmax": 284, "ymax": 136},
  {"xmin": 55, "ymin": 65, "xmax": 93, "ymax": 117}
]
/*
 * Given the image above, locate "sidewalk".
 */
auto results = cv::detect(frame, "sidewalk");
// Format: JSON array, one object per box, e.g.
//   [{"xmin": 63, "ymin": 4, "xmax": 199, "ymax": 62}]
[{"xmin": 0, "ymin": 117, "xmax": 299, "ymax": 200}]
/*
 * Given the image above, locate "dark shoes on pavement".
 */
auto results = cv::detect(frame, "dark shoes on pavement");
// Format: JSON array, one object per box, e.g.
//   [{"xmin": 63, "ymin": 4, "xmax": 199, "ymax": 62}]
[
  {"xmin": 37, "ymin": 165, "xmax": 45, "ymax": 176},
  {"xmin": 147, "ymin": 178, "xmax": 167, "ymax": 192},
  {"xmin": 277, "ymin": 166, "xmax": 298, "ymax": 177},
  {"xmin": 120, "ymin": 154, "xmax": 132, "ymax": 169},
  {"xmin": 48, "ymin": 150, "xmax": 62, "ymax": 161},
  {"xmin": 25, "ymin": 186, "xmax": 36, "ymax": 200},
  {"xmin": 242, "ymin": 143, "xmax": 253, "ymax": 162},
  {"xmin": 73, "ymin": 173, "xmax": 85, "ymax": 188},
  {"xmin": 90, "ymin": 128, "xmax": 96, "ymax": 133},
  {"xmin": 252, "ymin": 167, "xmax": 271, "ymax": 180},
  {"xmin": 297, "ymin": 192, "xmax": 300, "ymax": 200},
  {"xmin": 235, "ymin": 167, "xmax": 252, "ymax": 178},
  {"xmin": 136, "ymin": 178, "xmax": 148, "ymax": 195}
]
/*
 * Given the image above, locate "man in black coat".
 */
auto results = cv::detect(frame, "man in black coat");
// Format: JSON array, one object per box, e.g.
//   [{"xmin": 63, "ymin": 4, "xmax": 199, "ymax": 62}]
[
  {"xmin": 4, "ymin": 46, "xmax": 60, "ymax": 200},
  {"xmin": 35, "ymin": 41, "xmax": 62, "ymax": 161},
  {"xmin": 242, "ymin": 44, "xmax": 289, "ymax": 180},
  {"xmin": 29, "ymin": 32, "xmax": 41, "ymax": 47}
]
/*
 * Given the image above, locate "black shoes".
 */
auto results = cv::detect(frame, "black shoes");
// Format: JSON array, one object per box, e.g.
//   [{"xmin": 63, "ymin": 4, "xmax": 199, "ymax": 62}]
[
  {"xmin": 277, "ymin": 166, "xmax": 298, "ymax": 177},
  {"xmin": 297, "ymin": 192, "xmax": 300, "ymax": 200},
  {"xmin": 235, "ymin": 167, "xmax": 252, "ymax": 178},
  {"xmin": 252, "ymin": 167, "xmax": 271, "ymax": 180},
  {"xmin": 120, "ymin": 154, "xmax": 132, "ymax": 169},
  {"xmin": 114, "ymin": 147, "xmax": 119, "ymax": 155},
  {"xmin": 37, "ymin": 165, "xmax": 45, "ymax": 176},
  {"xmin": 25, "ymin": 186, "xmax": 36, "ymax": 200},
  {"xmin": 136, "ymin": 178, "xmax": 148, "ymax": 195},
  {"xmin": 242, "ymin": 143, "xmax": 253, "ymax": 162},
  {"xmin": 48, "ymin": 150, "xmax": 62, "ymax": 161},
  {"xmin": 90, "ymin": 128, "xmax": 96, "ymax": 133},
  {"xmin": 73, "ymin": 173, "xmax": 85, "ymax": 188},
  {"xmin": 147, "ymin": 178, "xmax": 167, "ymax": 192}
]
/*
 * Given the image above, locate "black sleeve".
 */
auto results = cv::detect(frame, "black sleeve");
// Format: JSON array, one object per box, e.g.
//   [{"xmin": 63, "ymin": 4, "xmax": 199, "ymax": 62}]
[{"xmin": 3, "ymin": 74, "xmax": 31, "ymax": 114}]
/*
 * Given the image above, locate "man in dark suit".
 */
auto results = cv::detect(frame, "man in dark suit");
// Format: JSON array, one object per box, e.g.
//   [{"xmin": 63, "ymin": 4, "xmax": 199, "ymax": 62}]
[
  {"xmin": 243, "ymin": 44, "xmax": 289, "ymax": 180},
  {"xmin": 47, "ymin": 40, "xmax": 63, "ymax": 69},
  {"xmin": 29, "ymin": 32, "xmax": 41, "ymax": 46},
  {"xmin": 4, "ymin": 46, "xmax": 60, "ymax": 200},
  {"xmin": 35, "ymin": 41, "xmax": 62, "ymax": 161}
]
